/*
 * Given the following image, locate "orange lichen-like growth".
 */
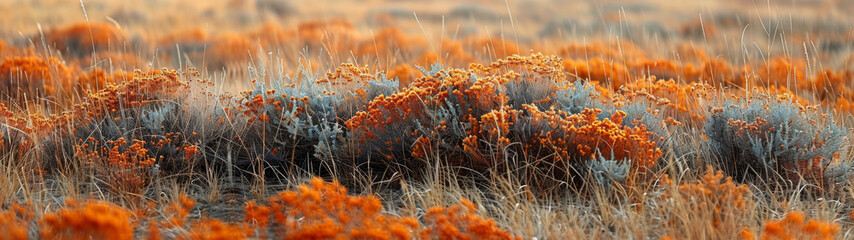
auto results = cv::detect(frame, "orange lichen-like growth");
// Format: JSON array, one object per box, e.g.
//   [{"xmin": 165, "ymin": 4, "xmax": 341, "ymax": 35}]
[
  {"xmin": 562, "ymin": 57, "xmax": 629, "ymax": 87},
  {"xmin": 0, "ymin": 204, "xmax": 31, "ymax": 240},
  {"xmin": 317, "ymin": 63, "xmax": 376, "ymax": 87},
  {"xmin": 388, "ymin": 64, "xmax": 421, "ymax": 87},
  {"xmin": 182, "ymin": 219, "xmax": 249, "ymax": 240},
  {"xmin": 245, "ymin": 177, "xmax": 419, "ymax": 239},
  {"xmin": 0, "ymin": 56, "xmax": 71, "ymax": 95},
  {"xmin": 184, "ymin": 145, "xmax": 198, "ymax": 160},
  {"xmin": 166, "ymin": 195, "xmax": 196, "ymax": 228},
  {"xmin": 741, "ymin": 211, "xmax": 839, "ymax": 240},
  {"xmin": 73, "ymin": 68, "xmax": 187, "ymax": 121},
  {"xmin": 421, "ymin": 199, "xmax": 519, "ymax": 240},
  {"xmin": 524, "ymin": 105, "xmax": 661, "ymax": 171},
  {"xmin": 40, "ymin": 199, "xmax": 135, "ymax": 240},
  {"xmin": 75, "ymin": 137, "xmax": 159, "ymax": 194},
  {"xmin": 618, "ymin": 76, "xmax": 714, "ymax": 126},
  {"xmin": 665, "ymin": 166, "xmax": 752, "ymax": 231},
  {"xmin": 756, "ymin": 58, "xmax": 807, "ymax": 87}
]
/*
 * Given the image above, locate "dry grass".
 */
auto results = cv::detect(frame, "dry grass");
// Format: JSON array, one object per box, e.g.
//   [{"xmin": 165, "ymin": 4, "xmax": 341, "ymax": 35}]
[{"xmin": 0, "ymin": 0, "xmax": 853, "ymax": 239}]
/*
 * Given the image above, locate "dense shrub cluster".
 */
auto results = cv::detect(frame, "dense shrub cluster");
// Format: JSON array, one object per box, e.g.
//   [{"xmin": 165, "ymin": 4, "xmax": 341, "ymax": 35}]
[
  {"xmin": 660, "ymin": 166, "xmax": 753, "ymax": 235},
  {"xmin": 0, "ymin": 52, "xmax": 849, "ymax": 197},
  {"xmin": 705, "ymin": 93, "xmax": 849, "ymax": 184},
  {"xmin": 0, "ymin": 7, "xmax": 852, "ymax": 239},
  {"xmin": 344, "ymin": 54, "xmax": 664, "ymax": 189}
]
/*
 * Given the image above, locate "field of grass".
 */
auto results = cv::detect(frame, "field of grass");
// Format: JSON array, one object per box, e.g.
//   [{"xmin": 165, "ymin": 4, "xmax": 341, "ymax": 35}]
[{"xmin": 1, "ymin": 0, "xmax": 854, "ymax": 239}]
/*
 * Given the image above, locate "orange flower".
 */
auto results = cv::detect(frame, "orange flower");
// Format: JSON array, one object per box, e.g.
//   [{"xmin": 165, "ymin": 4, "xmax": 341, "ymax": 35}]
[
  {"xmin": 0, "ymin": 56, "xmax": 71, "ymax": 96},
  {"xmin": 40, "ymin": 200, "xmax": 135, "ymax": 240},
  {"xmin": 422, "ymin": 199, "xmax": 519, "ymax": 240},
  {"xmin": 741, "ymin": 211, "xmax": 840, "ymax": 240},
  {"xmin": 245, "ymin": 177, "xmax": 419, "ymax": 239}
]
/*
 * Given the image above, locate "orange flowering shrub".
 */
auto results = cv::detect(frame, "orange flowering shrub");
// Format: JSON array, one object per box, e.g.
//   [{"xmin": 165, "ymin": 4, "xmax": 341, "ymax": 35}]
[
  {"xmin": 416, "ymin": 40, "xmax": 477, "ymax": 67},
  {"xmin": 158, "ymin": 28, "xmax": 208, "ymax": 47},
  {"xmin": 0, "ymin": 40, "xmax": 9, "ymax": 54},
  {"xmin": 71, "ymin": 68, "xmax": 187, "ymax": 123},
  {"xmin": 165, "ymin": 195, "xmax": 196, "ymax": 228},
  {"xmin": 388, "ymin": 63, "xmax": 421, "ymax": 87},
  {"xmin": 0, "ymin": 56, "xmax": 71, "ymax": 96},
  {"xmin": 615, "ymin": 76, "xmax": 715, "ymax": 127},
  {"xmin": 345, "ymin": 57, "xmax": 519, "ymax": 166},
  {"xmin": 347, "ymin": 54, "xmax": 661, "ymax": 186},
  {"xmin": 355, "ymin": 27, "xmax": 426, "ymax": 58},
  {"xmin": 74, "ymin": 137, "xmax": 161, "ymax": 194},
  {"xmin": 236, "ymin": 62, "xmax": 397, "ymax": 171},
  {"xmin": 207, "ymin": 34, "xmax": 255, "ymax": 69},
  {"xmin": 295, "ymin": 19, "xmax": 355, "ymax": 52},
  {"xmin": 244, "ymin": 177, "xmax": 420, "ymax": 239},
  {"xmin": 740, "ymin": 211, "xmax": 839, "ymax": 240},
  {"xmin": 4, "ymin": 68, "xmax": 179, "ymax": 137},
  {"xmin": 756, "ymin": 58, "xmax": 808, "ymax": 88},
  {"xmin": 562, "ymin": 57, "xmax": 630, "ymax": 87},
  {"xmin": 705, "ymin": 93, "xmax": 848, "ymax": 184},
  {"xmin": 555, "ymin": 42, "xmax": 646, "ymax": 60},
  {"xmin": 521, "ymin": 105, "xmax": 661, "ymax": 173},
  {"xmin": 662, "ymin": 166, "xmax": 752, "ymax": 231},
  {"xmin": 40, "ymin": 199, "xmax": 135, "ymax": 240},
  {"xmin": 2, "ymin": 68, "xmax": 194, "ymax": 175},
  {"xmin": 42, "ymin": 22, "xmax": 127, "ymax": 56},
  {"xmin": 808, "ymin": 69, "xmax": 854, "ymax": 101},
  {"xmin": 421, "ymin": 199, "xmax": 519, "ymax": 240},
  {"xmin": 833, "ymin": 98, "xmax": 854, "ymax": 116},
  {"xmin": 182, "ymin": 219, "xmax": 250, "ymax": 240},
  {"xmin": 75, "ymin": 69, "xmax": 140, "ymax": 91},
  {"xmin": 0, "ymin": 204, "xmax": 31, "ymax": 240}
]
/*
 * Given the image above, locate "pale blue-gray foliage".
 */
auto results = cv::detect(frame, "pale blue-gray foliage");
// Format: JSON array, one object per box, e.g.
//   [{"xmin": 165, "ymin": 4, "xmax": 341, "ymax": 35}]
[
  {"xmin": 555, "ymin": 80, "xmax": 601, "ymax": 114},
  {"xmin": 556, "ymin": 80, "xmax": 675, "ymax": 154},
  {"xmin": 603, "ymin": 99, "xmax": 672, "ymax": 146},
  {"xmin": 248, "ymin": 66, "xmax": 398, "ymax": 160},
  {"xmin": 705, "ymin": 95, "xmax": 848, "ymax": 181},
  {"xmin": 588, "ymin": 149, "xmax": 631, "ymax": 190},
  {"xmin": 140, "ymin": 104, "xmax": 175, "ymax": 132}
]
